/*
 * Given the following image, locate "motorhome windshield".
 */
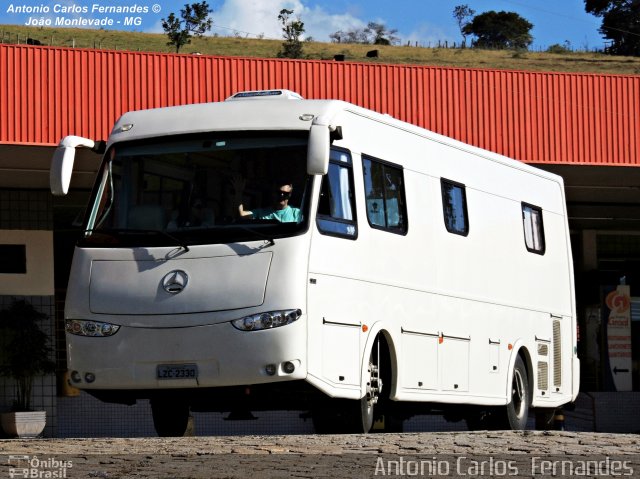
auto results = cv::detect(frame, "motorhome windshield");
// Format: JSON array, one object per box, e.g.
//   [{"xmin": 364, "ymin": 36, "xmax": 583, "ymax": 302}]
[{"xmin": 81, "ymin": 132, "xmax": 311, "ymax": 247}]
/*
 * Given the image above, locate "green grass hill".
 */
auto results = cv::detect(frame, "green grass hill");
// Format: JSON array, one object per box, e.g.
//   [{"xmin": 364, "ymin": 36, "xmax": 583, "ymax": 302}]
[{"xmin": 2, "ymin": 24, "xmax": 639, "ymax": 75}]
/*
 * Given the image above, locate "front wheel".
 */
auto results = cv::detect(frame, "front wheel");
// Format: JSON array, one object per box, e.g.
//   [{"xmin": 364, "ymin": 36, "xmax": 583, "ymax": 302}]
[
  {"xmin": 311, "ymin": 337, "xmax": 385, "ymax": 434},
  {"xmin": 359, "ymin": 345, "xmax": 382, "ymax": 432}
]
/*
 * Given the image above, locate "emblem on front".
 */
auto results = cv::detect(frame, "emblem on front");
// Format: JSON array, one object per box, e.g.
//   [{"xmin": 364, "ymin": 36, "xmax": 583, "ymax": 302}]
[{"xmin": 162, "ymin": 270, "xmax": 189, "ymax": 294}]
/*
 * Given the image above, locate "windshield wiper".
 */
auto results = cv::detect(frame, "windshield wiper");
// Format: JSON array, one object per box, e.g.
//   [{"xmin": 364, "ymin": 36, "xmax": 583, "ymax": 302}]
[{"xmin": 85, "ymin": 228, "xmax": 190, "ymax": 252}]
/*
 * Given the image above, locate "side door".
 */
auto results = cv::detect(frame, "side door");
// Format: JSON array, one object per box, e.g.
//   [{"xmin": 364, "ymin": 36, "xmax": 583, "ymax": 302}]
[{"xmin": 307, "ymin": 148, "xmax": 362, "ymax": 389}]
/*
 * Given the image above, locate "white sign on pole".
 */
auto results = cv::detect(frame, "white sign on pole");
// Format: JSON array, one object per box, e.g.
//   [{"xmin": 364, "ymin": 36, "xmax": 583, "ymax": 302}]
[{"xmin": 606, "ymin": 285, "xmax": 632, "ymax": 391}]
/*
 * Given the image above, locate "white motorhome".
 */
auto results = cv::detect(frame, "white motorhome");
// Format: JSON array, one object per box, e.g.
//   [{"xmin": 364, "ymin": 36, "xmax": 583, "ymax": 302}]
[{"xmin": 51, "ymin": 90, "xmax": 579, "ymax": 435}]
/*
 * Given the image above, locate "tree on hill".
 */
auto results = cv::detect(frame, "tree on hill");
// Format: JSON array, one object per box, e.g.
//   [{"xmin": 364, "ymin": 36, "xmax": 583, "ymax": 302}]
[
  {"xmin": 453, "ymin": 5, "xmax": 475, "ymax": 46},
  {"xmin": 584, "ymin": 0, "xmax": 640, "ymax": 56},
  {"xmin": 162, "ymin": 2, "xmax": 213, "ymax": 53},
  {"xmin": 329, "ymin": 22, "xmax": 398, "ymax": 45},
  {"xmin": 367, "ymin": 22, "xmax": 399, "ymax": 45},
  {"xmin": 330, "ymin": 28, "xmax": 367, "ymax": 44},
  {"xmin": 277, "ymin": 8, "xmax": 305, "ymax": 59},
  {"xmin": 463, "ymin": 10, "xmax": 533, "ymax": 50}
]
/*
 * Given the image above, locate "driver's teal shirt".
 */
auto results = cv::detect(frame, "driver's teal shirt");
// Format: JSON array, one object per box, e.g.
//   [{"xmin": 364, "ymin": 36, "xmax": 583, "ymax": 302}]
[{"xmin": 252, "ymin": 206, "xmax": 302, "ymax": 223}]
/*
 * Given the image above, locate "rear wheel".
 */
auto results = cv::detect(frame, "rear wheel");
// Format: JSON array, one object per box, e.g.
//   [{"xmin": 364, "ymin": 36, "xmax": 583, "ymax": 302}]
[
  {"xmin": 151, "ymin": 399, "xmax": 190, "ymax": 437},
  {"xmin": 501, "ymin": 355, "xmax": 530, "ymax": 430},
  {"xmin": 469, "ymin": 356, "xmax": 530, "ymax": 430}
]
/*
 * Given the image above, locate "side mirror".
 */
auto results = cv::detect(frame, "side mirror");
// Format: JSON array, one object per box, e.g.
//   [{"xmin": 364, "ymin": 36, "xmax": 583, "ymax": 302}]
[
  {"xmin": 50, "ymin": 136, "xmax": 95, "ymax": 196},
  {"xmin": 307, "ymin": 117, "xmax": 331, "ymax": 175}
]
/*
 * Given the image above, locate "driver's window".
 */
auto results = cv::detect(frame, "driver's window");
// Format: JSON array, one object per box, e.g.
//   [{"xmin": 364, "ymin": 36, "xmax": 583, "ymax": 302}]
[{"xmin": 316, "ymin": 148, "xmax": 357, "ymax": 239}]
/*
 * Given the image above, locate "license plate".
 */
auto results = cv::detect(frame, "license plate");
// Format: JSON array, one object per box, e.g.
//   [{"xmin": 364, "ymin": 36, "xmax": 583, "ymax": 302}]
[{"xmin": 156, "ymin": 364, "xmax": 198, "ymax": 380}]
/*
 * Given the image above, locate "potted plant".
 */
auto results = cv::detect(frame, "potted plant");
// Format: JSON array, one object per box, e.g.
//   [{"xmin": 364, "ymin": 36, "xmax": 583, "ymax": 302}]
[{"xmin": 0, "ymin": 299, "xmax": 55, "ymax": 438}]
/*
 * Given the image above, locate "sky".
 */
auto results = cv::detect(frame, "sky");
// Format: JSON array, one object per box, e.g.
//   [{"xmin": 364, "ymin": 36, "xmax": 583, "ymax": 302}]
[{"xmin": 1, "ymin": 0, "xmax": 606, "ymax": 51}]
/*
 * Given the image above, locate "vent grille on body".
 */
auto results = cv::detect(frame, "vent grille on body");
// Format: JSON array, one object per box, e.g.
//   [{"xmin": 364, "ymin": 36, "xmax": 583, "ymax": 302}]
[
  {"xmin": 537, "ymin": 361, "xmax": 549, "ymax": 390},
  {"xmin": 553, "ymin": 320, "xmax": 562, "ymax": 387}
]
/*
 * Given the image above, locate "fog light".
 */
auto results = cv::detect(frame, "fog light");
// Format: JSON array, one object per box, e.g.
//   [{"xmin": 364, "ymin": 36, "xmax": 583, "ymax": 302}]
[
  {"xmin": 84, "ymin": 373, "xmax": 96, "ymax": 383},
  {"xmin": 70, "ymin": 371, "xmax": 82, "ymax": 383},
  {"xmin": 265, "ymin": 364, "xmax": 277, "ymax": 376},
  {"xmin": 283, "ymin": 361, "xmax": 295, "ymax": 374}
]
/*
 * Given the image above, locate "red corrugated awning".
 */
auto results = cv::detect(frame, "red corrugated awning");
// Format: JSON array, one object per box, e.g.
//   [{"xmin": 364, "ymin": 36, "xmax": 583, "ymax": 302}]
[{"xmin": 1, "ymin": 44, "xmax": 638, "ymax": 166}]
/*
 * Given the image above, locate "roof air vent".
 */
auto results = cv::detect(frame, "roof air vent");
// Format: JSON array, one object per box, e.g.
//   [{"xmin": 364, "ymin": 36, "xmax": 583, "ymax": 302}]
[{"xmin": 225, "ymin": 89, "xmax": 303, "ymax": 101}]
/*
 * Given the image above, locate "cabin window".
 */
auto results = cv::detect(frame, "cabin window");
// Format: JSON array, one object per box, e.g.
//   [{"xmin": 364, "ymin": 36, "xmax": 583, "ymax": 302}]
[
  {"xmin": 522, "ymin": 203, "xmax": 545, "ymax": 254},
  {"xmin": 362, "ymin": 156, "xmax": 407, "ymax": 235},
  {"xmin": 316, "ymin": 149, "xmax": 357, "ymax": 239},
  {"xmin": 441, "ymin": 179, "xmax": 469, "ymax": 236}
]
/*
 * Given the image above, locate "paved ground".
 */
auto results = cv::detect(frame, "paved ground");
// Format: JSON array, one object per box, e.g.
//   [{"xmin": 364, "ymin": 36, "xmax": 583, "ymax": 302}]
[{"xmin": 1, "ymin": 431, "xmax": 639, "ymax": 478}]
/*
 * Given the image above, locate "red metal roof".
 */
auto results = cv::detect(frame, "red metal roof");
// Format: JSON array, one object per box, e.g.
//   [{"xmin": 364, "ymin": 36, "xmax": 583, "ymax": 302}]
[{"xmin": 1, "ymin": 44, "xmax": 638, "ymax": 166}]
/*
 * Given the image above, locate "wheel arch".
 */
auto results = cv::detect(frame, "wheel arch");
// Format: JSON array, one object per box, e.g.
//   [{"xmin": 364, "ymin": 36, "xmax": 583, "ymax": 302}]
[
  {"xmin": 359, "ymin": 326, "xmax": 399, "ymax": 400},
  {"xmin": 506, "ymin": 341, "xmax": 534, "ymax": 406},
  {"xmin": 518, "ymin": 346, "xmax": 534, "ymax": 406}
]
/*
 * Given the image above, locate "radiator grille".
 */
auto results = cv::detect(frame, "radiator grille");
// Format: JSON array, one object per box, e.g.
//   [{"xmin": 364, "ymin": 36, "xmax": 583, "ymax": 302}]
[
  {"xmin": 538, "ymin": 361, "xmax": 549, "ymax": 390},
  {"xmin": 538, "ymin": 343, "xmax": 548, "ymax": 356},
  {"xmin": 553, "ymin": 320, "xmax": 562, "ymax": 387}
]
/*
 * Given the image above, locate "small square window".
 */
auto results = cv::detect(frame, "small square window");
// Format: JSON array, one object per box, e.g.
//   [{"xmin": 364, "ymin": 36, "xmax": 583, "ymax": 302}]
[
  {"xmin": 441, "ymin": 179, "xmax": 469, "ymax": 236},
  {"xmin": 522, "ymin": 203, "xmax": 545, "ymax": 254},
  {"xmin": 0, "ymin": 244, "xmax": 26, "ymax": 274}
]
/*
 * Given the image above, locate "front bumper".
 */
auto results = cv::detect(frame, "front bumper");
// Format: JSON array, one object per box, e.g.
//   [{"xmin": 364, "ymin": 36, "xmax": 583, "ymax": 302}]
[{"xmin": 66, "ymin": 316, "xmax": 307, "ymax": 389}]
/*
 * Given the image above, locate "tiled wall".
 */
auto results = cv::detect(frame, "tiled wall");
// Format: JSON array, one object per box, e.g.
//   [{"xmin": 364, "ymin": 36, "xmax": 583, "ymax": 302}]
[
  {"xmin": 0, "ymin": 189, "xmax": 56, "ymax": 437},
  {"xmin": 0, "ymin": 190, "xmax": 53, "ymax": 231}
]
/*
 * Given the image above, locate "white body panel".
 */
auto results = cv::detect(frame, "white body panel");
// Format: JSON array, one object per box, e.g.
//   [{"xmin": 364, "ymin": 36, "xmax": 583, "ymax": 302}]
[
  {"xmin": 63, "ymin": 94, "xmax": 578, "ymax": 414},
  {"xmin": 305, "ymin": 108, "xmax": 577, "ymax": 408}
]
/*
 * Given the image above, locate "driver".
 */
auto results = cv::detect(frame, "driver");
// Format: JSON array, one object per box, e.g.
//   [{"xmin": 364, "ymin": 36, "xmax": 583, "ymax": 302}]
[{"xmin": 232, "ymin": 176, "xmax": 302, "ymax": 223}]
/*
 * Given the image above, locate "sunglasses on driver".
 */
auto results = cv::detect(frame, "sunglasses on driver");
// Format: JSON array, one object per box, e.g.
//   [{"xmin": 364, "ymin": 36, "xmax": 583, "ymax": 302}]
[{"xmin": 275, "ymin": 190, "xmax": 291, "ymax": 200}]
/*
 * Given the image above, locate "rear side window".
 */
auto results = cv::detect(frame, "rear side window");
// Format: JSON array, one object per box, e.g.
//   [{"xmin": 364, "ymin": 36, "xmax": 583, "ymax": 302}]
[
  {"xmin": 316, "ymin": 149, "xmax": 357, "ymax": 239},
  {"xmin": 362, "ymin": 156, "xmax": 407, "ymax": 235},
  {"xmin": 522, "ymin": 203, "xmax": 545, "ymax": 254},
  {"xmin": 441, "ymin": 179, "xmax": 469, "ymax": 236}
]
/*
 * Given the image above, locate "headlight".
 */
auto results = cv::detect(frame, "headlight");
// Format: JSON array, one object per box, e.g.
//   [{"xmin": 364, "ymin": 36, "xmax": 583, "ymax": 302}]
[
  {"xmin": 232, "ymin": 309, "xmax": 302, "ymax": 331},
  {"xmin": 66, "ymin": 319, "xmax": 121, "ymax": 337}
]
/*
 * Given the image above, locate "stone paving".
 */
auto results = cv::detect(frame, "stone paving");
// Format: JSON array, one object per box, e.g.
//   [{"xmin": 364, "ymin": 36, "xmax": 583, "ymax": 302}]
[{"xmin": 0, "ymin": 431, "xmax": 638, "ymax": 478}]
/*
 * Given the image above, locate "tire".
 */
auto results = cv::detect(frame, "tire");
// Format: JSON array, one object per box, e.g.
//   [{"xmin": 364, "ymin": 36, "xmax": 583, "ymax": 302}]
[
  {"xmin": 502, "ymin": 355, "xmax": 530, "ymax": 430},
  {"xmin": 151, "ymin": 399, "xmax": 190, "ymax": 437},
  {"xmin": 358, "ymin": 346, "xmax": 379, "ymax": 432}
]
